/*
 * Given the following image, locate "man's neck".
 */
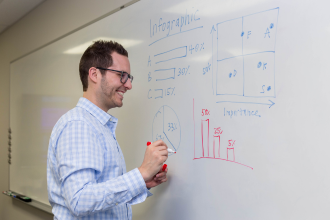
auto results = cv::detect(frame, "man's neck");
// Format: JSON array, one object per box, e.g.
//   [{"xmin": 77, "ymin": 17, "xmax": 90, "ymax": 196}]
[{"xmin": 83, "ymin": 92, "xmax": 109, "ymax": 112}]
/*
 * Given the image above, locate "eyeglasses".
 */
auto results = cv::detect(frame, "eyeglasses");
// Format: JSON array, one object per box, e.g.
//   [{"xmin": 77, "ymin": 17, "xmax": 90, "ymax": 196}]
[{"xmin": 96, "ymin": 67, "xmax": 133, "ymax": 84}]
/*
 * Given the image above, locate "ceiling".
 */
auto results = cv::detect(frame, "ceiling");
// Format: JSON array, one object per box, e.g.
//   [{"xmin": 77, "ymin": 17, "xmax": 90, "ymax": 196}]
[{"xmin": 0, "ymin": 0, "xmax": 45, "ymax": 34}]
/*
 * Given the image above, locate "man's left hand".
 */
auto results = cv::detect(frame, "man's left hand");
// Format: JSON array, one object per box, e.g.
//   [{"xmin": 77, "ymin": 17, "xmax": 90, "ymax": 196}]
[{"xmin": 145, "ymin": 167, "xmax": 168, "ymax": 188}]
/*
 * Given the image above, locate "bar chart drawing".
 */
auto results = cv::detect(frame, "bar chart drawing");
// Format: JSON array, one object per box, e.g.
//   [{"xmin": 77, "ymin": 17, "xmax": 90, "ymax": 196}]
[
  {"xmin": 152, "ymin": 105, "xmax": 181, "ymax": 154},
  {"xmin": 193, "ymin": 99, "xmax": 253, "ymax": 170}
]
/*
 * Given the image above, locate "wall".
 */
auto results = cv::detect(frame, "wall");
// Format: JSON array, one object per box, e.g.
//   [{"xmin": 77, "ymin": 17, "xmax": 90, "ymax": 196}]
[{"xmin": 0, "ymin": 0, "xmax": 132, "ymax": 219}]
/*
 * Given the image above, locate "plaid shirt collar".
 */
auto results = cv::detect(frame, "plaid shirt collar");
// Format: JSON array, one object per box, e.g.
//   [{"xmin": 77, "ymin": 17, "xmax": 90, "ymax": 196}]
[{"xmin": 76, "ymin": 97, "xmax": 118, "ymax": 126}]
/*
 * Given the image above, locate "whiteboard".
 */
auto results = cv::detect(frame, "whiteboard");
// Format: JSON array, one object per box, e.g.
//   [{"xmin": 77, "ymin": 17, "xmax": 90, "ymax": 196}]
[{"xmin": 10, "ymin": 0, "xmax": 330, "ymax": 219}]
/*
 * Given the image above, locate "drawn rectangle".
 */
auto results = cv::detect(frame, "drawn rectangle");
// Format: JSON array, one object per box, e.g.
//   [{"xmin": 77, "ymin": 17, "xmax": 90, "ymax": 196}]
[
  {"xmin": 243, "ymin": 52, "xmax": 275, "ymax": 97},
  {"xmin": 216, "ymin": 56, "xmax": 244, "ymax": 96},
  {"xmin": 154, "ymin": 46, "xmax": 187, "ymax": 64},
  {"xmin": 217, "ymin": 18, "xmax": 243, "ymax": 61},
  {"xmin": 213, "ymin": 135, "xmax": 220, "ymax": 158},
  {"xmin": 154, "ymin": 68, "xmax": 175, "ymax": 81},
  {"xmin": 201, "ymin": 119, "xmax": 209, "ymax": 157},
  {"xmin": 154, "ymin": 89, "xmax": 163, "ymax": 99},
  {"xmin": 242, "ymin": 8, "xmax": 279, "ymax": 54},
  {"xmin": 227, "ymin": 148, "xmax": 235, "ymax": 161}
]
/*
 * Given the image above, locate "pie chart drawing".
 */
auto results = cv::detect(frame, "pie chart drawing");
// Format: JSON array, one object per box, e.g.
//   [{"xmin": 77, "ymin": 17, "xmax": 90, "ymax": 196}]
[{"xmin": 152, "ymin": 105, "xmax": 181, "ymax": 154}]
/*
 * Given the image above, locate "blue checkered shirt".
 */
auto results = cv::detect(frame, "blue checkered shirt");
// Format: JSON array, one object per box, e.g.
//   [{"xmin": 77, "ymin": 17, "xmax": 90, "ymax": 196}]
[{"xmin": 47, "ymin": 97, "xmax": 152, "ymax": 219}]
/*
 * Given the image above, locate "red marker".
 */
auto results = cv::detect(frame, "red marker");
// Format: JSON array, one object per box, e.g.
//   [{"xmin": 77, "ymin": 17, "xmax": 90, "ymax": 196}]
[
  {"xmin": 162, "ymin": 164, "xmax": 167, "ymax": 171},
  {"xmin": 146, "ymin": 141, "xmax": 176, "ymax": 153}
]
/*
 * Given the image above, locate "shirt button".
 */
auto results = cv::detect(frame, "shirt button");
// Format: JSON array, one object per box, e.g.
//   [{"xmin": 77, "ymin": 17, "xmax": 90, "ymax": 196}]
[{"xmin": 116, "ymin": 203, "xmax": 118, "ymax": 206}]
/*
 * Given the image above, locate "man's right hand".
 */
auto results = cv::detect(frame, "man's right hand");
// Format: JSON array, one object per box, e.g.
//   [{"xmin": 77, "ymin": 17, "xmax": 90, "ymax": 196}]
[{"xmin": 138, "ymin": 140, "xmax": 168, "ymax": 182}]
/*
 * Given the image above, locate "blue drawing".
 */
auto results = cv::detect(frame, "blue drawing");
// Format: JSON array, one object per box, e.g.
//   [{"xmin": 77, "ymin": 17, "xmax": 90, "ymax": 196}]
[
  {"xmin": 247, "ymin": 31, "xmax": 252, "ymax": 39},
  {"xmin": 149, "ymin": 8, "xmax": 202, "ymax": 46},
  {"xmin": 148, "ymin": 89, "xmax": 152, "ymax": 99},
  {"xmin": 152, "ymin": 106, "xmax": 181, "ymax": 154},
  {"xmin": 154, "ymin": 46, "xmax": 187, "ymax": 64},
  {"xmin": 177, "ymin": 66, "xmax": 190, "ymax": 76},
  {"xmin": 223, "ymin": 107, "xmax": 262, "ymax": 118},
  {"xmin": 148, "ymin": 72, "xmax": 152, "ymax": 82},
  {"xmin": 149, "ymin": 26, "xmax": 203, "ymax": 46},
  {"xmin": 154, "ymin": 68, "xmax": 175, "ymax": 81},
  {"xmin": 188, "ymin": 42, "xmax": 204, "ymax": 54},
  {"xmin": 148, "ymin": 87, "xmax": 175, "ymax": 100},
  {"xmin": 217, "ymin": 100, "xmax": 275, "ymax": 108},
  {"xmin": 154, "ymin": 89, "xmax": 163, "ymax": 99},
  {"xmin": 264, "ymin": 28, "xmax": 271, "ymax": 38},
  {"xmin": 215, "ymin": 8, "xmax": 279, "ymax": 98},
  {"xmin": 203, "ymin": 63, "xmax": 211, "ymax": 75},
  {"xmin": 263, "ymin": 63, "xmax": 267, "ymax": 70}
]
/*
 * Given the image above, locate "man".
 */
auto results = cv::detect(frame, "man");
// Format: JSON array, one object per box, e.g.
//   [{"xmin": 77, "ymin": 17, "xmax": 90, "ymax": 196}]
[{"xmin": 47, "ymin": 40, "xmax": 168, "ymax": 220}]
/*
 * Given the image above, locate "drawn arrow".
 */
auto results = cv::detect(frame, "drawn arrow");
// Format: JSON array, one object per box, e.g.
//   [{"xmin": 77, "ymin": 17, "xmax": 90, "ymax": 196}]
[
  {"xmin": 210, "ymin": 25, "xmax": 216, "ymax": 95},
  {"xmin": 216, "ymin": 100, "xmax": 275, "ymax": 108},
  {"xmin": 210, "ymin": 25, "xmax": 216, "ymax": 34}
]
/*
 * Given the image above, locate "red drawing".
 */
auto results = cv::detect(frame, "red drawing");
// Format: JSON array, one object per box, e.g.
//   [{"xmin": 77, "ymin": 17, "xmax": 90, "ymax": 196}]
[
  {"xmin": 201, "ymin": 109, "xmax": 210, "ymax": 116},
  {"xmin": 193, "ymin": 99, "xmax": 253, "ymax": 170},
  {"xmin": 201, "ymin": 119, "xmax": 209, "ymax": 157},
  {"xmin": 214, "ymin": 127, "xmax": 223, "ymax": 135},
  {"xmin": 227, "ymin": 139, "xmax": 236, "ymax": 161},
  {"xmin": 213, "ymin": 135, "xmax": 220, "ymax": 158}
]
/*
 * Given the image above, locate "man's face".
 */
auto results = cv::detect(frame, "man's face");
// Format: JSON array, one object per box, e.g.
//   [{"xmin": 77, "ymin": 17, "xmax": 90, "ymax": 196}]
[{"xmin": 98, "ymin": 52, "xmax": 132, "ymax": 110}]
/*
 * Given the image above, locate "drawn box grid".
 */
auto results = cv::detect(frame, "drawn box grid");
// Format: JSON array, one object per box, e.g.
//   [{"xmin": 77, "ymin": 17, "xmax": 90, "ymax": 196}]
[{"xmin": 216, "ymin": 8, "xmax": 279, "ymax": 97}]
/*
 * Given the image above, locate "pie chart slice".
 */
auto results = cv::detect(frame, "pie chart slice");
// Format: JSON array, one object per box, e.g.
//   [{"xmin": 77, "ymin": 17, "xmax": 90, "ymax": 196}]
[{"xmin": 152, "ymin": 105, "xmax": 181, "ymax": 153}]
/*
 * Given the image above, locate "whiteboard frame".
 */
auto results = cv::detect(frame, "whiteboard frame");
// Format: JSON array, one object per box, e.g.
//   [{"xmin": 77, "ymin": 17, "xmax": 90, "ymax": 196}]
[{"xmin": 8, "ymin": 0, "xmax": 140, "ymax": 213}]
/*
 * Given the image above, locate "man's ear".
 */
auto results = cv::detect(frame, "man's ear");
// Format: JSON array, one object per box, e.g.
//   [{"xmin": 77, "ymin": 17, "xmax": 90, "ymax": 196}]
[{"xmin": 88, "ymin": 67, "xmax": 99, "ymax": 84}]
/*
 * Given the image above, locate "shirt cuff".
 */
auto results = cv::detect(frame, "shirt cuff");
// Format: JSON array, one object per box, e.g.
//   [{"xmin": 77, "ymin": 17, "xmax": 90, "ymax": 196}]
[
  {"xmin": 122, "ymin": 168, "xmax": 147, "ymax": 199},
  {"xmin": 147, "ymin": 189, "xmax": 153, "ymax": 197}
]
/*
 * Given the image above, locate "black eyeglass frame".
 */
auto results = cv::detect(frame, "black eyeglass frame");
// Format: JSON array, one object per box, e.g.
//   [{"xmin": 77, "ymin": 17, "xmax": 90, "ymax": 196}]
[{"xmin": 96, "ymin": 67, "xmax": 133, "ymax": 84}]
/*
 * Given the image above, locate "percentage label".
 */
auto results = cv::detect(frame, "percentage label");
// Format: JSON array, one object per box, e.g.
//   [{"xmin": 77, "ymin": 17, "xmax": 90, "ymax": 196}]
[
  {"xmin": 156, "ymin": 134, "xmax": 165, "ymax": 141},
  {"xmin": 168, "ymin": 123, "xmax": 178, "ymax": 132},
  {"xmin": 165, "ymin": 87, "xmax": 175, "ymax": 96},
  {"xmin": 228, "ymin": 140, "xmax": 236, "ymax": 147},
  {"xmin": 189, "ymin": 42, "xmax": 205, "ymax": 54},
  {"xmin": 201, "ymin": 109, "xmax": 210, "ymax": 116},
  {"xmin": 214, "ymin": 127, "xmax": 223, "ymax": 135},
  {"xmin": 177, "ymin": 65, "xmax": 190, "ymax": 76}
]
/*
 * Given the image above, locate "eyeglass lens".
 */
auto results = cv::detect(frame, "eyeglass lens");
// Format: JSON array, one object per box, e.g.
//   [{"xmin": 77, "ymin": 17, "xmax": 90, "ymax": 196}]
[{"xmin": 121, "ymin": 72, "xmax": 133, "ymax": 84}]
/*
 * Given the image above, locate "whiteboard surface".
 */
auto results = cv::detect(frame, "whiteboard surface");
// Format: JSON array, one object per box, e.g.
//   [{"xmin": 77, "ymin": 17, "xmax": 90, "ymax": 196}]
[{"xmin": 10, "ymin": 0, "xmax": 330, "ymax": 219}]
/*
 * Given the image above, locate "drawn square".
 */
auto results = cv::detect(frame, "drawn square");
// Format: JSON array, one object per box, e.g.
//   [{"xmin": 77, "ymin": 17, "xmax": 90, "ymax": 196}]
[
  {"xmin": 216, "ymin": 56, "xmax": 244, "ymax": 96},
  {"xmin": 243, "ymin": 52, "xmax": 275, "ymax": 97},
  {"xmin": 217, "ymin": 18, "xmax": 243, "ymax": 60},
  {"xmin": 242, "ymin": 8, "xmax": 279, "ymax": 54}
]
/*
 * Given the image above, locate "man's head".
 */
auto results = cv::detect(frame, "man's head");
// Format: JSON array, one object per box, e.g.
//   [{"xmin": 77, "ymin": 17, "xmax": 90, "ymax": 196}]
[{"xmin": 79, "ymin": 40, "xmax": 132, "ymax": 111}]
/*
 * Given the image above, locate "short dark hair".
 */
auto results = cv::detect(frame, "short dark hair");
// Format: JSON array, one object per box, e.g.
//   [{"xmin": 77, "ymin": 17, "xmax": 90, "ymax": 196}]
[{"xmin": 79, "ymin": 40, "xmax": 128, "ymax": 91}]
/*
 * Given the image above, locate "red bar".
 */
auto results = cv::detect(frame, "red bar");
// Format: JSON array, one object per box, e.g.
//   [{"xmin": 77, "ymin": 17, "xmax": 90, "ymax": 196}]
[{"xmin": 201, "ymin": 119, "xmax": 209, "ymax": 157}]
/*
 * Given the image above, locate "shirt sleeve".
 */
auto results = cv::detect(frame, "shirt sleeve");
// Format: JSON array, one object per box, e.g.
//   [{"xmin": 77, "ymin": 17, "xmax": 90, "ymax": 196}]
[{"xmin": 55, "ymin": 120, "xmax": 149, "ymax": 217}]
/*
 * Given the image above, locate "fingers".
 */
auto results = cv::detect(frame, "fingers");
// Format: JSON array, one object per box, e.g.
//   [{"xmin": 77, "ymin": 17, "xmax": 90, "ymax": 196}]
[
  {"xmin": 154, "ymin": 174, "xmax": 167, "ymax": 183},
  {"xmin": 139, "ymin": 141, "xmax": 169, "ymax": 181},
  {"xmin": 151, "ymin": 140, "xmax": 168, "ymax": 149},
  {"xmin": 154, "ymin": 168, "xmax": 168, "ymax": 181}
]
